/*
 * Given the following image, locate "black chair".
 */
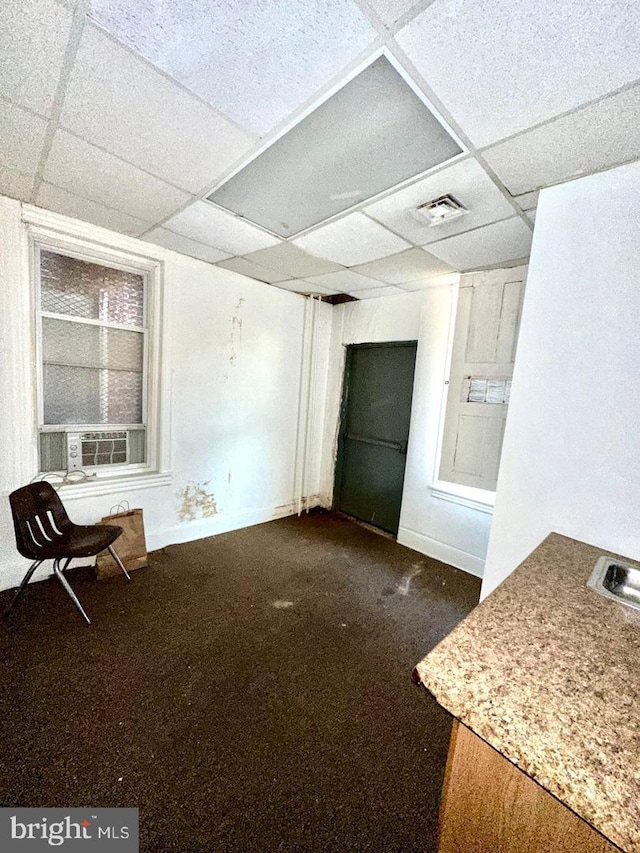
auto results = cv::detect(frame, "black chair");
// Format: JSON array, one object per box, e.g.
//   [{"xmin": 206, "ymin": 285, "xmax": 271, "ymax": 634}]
[{"xmin": 5, "ymin": 481, "xmax": 130, "ymax": 625}]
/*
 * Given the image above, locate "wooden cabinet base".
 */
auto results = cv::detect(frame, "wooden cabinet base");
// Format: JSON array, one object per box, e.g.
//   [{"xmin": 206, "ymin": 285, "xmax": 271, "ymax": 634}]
[{"xmin": 438, "ymin": 721, "xmax": 621, "ymax": 853}]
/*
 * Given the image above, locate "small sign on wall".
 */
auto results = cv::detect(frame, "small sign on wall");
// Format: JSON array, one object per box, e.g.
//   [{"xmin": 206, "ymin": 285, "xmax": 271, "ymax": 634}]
[{"xmin": 464, "ymin": 377, "xmax": 512, "ymax": 404}]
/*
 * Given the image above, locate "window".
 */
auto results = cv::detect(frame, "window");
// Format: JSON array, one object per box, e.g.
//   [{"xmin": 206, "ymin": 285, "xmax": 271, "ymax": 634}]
[
  {"xmin": 436, "ymin": 268, "xmax": 526, "ymax": 497},
  {"xmin": 36, "ymin": 245, "xmax": 153, "ymax": 476}
]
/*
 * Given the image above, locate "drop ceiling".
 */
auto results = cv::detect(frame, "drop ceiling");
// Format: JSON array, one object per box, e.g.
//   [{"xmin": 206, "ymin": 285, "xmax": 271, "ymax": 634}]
[
  {"xmin": 1, "ymin": 0, "xmax": 639, "ymax": 300},
  {"xmin": 208, "ymin": 56, "xmax": 462, "ymax": 237}
]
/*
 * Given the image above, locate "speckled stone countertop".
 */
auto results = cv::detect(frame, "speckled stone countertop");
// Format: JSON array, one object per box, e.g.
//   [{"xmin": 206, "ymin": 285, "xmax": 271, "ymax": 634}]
[{"xmin": 415, "ymin": 533, "xmax": 640, "ymax": 853}]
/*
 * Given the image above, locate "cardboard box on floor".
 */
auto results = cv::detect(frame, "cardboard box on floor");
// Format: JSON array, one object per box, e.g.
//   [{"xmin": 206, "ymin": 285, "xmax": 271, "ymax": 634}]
[{"xmin": 96, "ymin": 505, "xmax": 148, "ymax": 580}]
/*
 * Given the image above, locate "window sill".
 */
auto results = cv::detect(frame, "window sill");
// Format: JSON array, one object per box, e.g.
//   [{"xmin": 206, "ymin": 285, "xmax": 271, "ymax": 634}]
[
  {"xmin": 57, "ymin": 471, "xmax": 173, "ymax": 500},
  {"xmin": 430, "ymin": 482, "xmax": 495, "ymax": 514}
]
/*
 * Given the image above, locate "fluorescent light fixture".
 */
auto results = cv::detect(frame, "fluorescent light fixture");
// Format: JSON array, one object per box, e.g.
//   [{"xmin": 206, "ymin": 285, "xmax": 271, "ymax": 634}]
[{"xmin": 208, "ymin": 56, "xmax": 462, "ymax": 237}]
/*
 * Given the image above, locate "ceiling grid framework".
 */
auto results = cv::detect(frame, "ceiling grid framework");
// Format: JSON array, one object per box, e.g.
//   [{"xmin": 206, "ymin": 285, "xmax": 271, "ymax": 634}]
[
  {"xmin": 29, "ymin": 0, "xmax": 89, "ymax": 206},
  {"xmin": 59, "ymin": 22, "xmax": 258, "ymax": 194},
  {"xmin": 394, "ymin": 0, "xmax": 640, "ymax": 149},
  {"xmin": 382, "ymin": 39, "xmax": 531, "ymax": 228},
  {"xmin": 0, "ymin": 0, "xmax": 638, "ymax": 299},
  {"xmin": 359, "ymin": 0, "xmax": 434, "ymax": 29},
  {"xmin": 0, "ymin": 0, "xmax": 74, "ymax": 116},
  {"xmin": 88, "ymin": 0, "xmax": 381, "ymax": 135}
]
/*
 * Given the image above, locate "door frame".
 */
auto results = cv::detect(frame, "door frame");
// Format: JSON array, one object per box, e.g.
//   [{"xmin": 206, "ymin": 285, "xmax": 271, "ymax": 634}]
[{"xmin": 333, "ymin": 340, "xmax": 418, "ymax": 526}]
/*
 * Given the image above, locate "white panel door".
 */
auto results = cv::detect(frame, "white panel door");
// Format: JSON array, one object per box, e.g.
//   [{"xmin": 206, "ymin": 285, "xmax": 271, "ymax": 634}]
[{"xmin": 439, "ymin": 267, "xmax": 526, "ymax": 491}]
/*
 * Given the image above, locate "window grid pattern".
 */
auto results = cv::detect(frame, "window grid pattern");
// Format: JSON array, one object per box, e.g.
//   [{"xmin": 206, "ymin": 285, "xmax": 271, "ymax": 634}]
[
  {"xmin": 40, "ymin": 251, "xmax": 146, "ymax": 428},
  {"xmin": 37, "ymin": 248, "xmax": 149, "ymax": 471},
  {"xmin": 40, "ymin": 250, "xmax": 144, "ymax": 326}
]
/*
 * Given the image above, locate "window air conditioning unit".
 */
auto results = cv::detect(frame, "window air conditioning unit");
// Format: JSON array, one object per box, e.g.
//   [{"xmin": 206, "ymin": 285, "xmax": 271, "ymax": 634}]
[
  {"xmin": 413, "ymin": 194, "xmax": 468, "ymax": 226},
  {"xmin": 66, "ymin": 431, "xmax": 129, "ymax": 470},
  {"xmin": 39, "ymin": 429, "xmax": 146, "ymax": 472}
]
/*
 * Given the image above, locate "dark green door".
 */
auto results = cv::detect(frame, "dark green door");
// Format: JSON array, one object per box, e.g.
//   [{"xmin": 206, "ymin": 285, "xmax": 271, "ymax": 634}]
[{"xmin": 334, "ymin": 341, "xmax": 417, "ymax": 535}]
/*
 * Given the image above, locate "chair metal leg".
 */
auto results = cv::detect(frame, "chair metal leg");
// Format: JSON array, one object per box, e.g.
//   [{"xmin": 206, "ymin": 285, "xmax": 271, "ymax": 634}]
[
  {"xmin": 54, "ymin": 558, "xmax": 91, "ymax": 625},
  {"xmin": 107, "ymin": 545, "xmax": 131, "ymax": 582},
  {"xmin": 3, "ymin": 560, "xmax": 43, "ymax": 620}
]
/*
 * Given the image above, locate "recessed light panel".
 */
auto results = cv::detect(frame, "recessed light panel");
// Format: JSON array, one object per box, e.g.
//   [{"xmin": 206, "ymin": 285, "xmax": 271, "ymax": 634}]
[{"xmin": 208, "ymin": 56, "xmax": 462, "ymax": 237}]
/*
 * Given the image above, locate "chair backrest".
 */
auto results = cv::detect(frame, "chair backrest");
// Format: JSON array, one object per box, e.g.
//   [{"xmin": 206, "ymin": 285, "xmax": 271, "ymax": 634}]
[{"xmin": 9, "ymin": 482, "xmax": 73, "ymax": 560}]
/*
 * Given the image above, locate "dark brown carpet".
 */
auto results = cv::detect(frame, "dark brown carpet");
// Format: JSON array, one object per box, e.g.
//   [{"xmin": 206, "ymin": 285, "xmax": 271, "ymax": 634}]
[{"xmin": 0, "ymin": 510, "xmax": 480, "ymax": 852}]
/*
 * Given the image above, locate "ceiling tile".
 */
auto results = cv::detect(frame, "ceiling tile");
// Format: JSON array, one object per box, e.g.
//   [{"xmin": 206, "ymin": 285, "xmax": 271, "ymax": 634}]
[
  {"xmin": 0, "ymin": 167, "xmax": 34, "ymax": 202},
  {"xmin": 241, "ymin": 244, "xmax": 343, "ymax": 278},
  {"xmin": 215, "ymin": 257, "xmax": 293, "ymax": 284},
  {"xmin": 276, "ymin": 280, "xmax": 339, "ymax": 295},
  {"xmin": 351, "ymin": 247, "xmax": 454, "ymax": 283},
  {"xmin": 60, "ymin": 25, "xmax": 255, "ymax": 194},
  {"xmin": 513, "ymin": 190, "xmax": 539, "ymax": 211},
  {"xmin": 0, "ymin": 0, "xmax": 72, "ymax": 116},
  {"xmin": 302, "ymin": 270, "xmax": 388, "ymax": 292},
  {"xmin": 89, "ymin": 0, "xmax": 377, "ymax": 135},
  {"xmin": 395, "ymin": 0, "xmax": 640, "ymax": 147},
  {"xmin": 364, "ymin": 157, "xmax": 514, "ymax": 244},
  {"xmin": 144, "ymin": 228, "xmax": 231, "ymax": 263},
  {"xmin": 36, "ymin": 183, "xmax": 150, "ymax": 236},
  {"xmin": 348, "ymin": 285, "xmax": 405, "ymax": 299},
  {"xmin": 163, "ymin": 201, "xmax": 281, "ymax": 255},
  {"xmin": 293, "ymin": 213, "xmax": 410, "ymax": 266},
  {"xmin": 0, "ymin": 100, "xmax": 49, "ymax": 176},
  {"xmin": 43, "ymin": 130, "xmax": 191, "ymax": 222},
  {"xmin": 364, "ymin": 0, "xmax": 426, "ymax": 26},
  {"xmin": 427, "ymin": 217, "xmax": 533, "ymax": 271},
  {"xmin": 482, "ymin": 84, "xmax": 640, "ymax": 196},
  {"xmin": 398, "ymin": 272, "xmax": 460, "ymax": 291},
  {"xmin": 208, "ymin": 56, "xmax": 461, "ymax": 237}
]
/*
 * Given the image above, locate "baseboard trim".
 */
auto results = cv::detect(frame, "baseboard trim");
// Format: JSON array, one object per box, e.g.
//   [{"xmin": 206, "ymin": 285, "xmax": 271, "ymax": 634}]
[
  {"xmin": 0, "ymin": 496, "xmax": 325, "ymax": 593},
  {"xmin": 146, "ymin": 495, "xmax": 324, "ymax": 552},
  {"xmin": 397, "ymin": 526, "xmax": 485, "ymax": 578}
]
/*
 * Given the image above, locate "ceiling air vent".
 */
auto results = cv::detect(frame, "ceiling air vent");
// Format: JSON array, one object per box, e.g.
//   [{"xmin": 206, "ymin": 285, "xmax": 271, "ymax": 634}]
[{"xmin": 414, "ymin": 194, "xmax": 468, "ymax": 226}]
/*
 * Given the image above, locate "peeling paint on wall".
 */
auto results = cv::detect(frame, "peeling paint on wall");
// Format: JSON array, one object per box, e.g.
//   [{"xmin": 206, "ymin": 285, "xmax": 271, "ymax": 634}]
[
  {"xmin": 229, "ymin": 297, "xmax": 245, "ymax": 365},
  {"xmin": 178, "ymin": 482, "xmax": 218, "ymax": 522}
]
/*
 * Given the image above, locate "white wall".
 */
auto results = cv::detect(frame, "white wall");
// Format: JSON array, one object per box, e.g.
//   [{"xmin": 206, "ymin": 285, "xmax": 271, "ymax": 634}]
[
  {"xmin": 321, "ymin": 283, "xmax": 492, "ymax": 577},
  {"xmin": 482, "ymin": 160, "xmax": 640, "ymax": 598},
  {"xmin": 0, "ymin": 197, "xmax": 331, "ymax": 591}
]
